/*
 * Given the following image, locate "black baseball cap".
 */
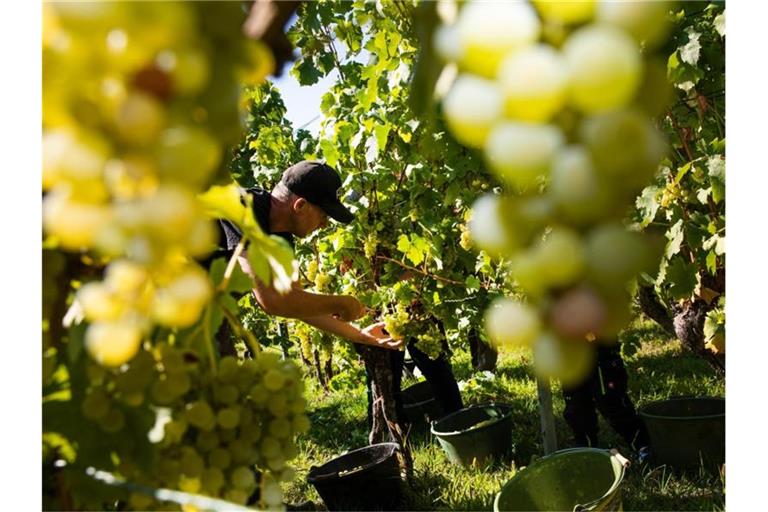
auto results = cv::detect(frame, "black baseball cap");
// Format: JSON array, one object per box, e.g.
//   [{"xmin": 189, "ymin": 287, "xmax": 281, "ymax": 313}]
[{"xmin": 280, "ymin": 160, "xmax": 354, "ymax": 224}]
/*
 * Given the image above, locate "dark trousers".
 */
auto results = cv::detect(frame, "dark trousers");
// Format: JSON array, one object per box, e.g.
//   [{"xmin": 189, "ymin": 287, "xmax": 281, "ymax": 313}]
[
  {"xmin": 562, "ymin": 346, "xmax": 649, "ymax": 451},
  {"xmin": 366, "ymin": 338, "xmax": 463, "ymax": 428}
]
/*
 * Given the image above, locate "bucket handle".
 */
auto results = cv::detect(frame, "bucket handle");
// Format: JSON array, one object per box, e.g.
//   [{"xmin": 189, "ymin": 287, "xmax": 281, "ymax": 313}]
[
  {"xmin": 572, "ymin": 450, "xmax": 629, "ymax": 512},
  {"xmin": 610, "ymin": 448, "xmax": 630, "ymax": 469}
]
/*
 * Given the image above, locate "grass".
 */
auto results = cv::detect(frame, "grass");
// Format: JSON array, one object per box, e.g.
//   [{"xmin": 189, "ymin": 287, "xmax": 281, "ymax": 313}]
[{"xmin": 281, "ymin": 319, "xmax": 725, "ymax": 511}]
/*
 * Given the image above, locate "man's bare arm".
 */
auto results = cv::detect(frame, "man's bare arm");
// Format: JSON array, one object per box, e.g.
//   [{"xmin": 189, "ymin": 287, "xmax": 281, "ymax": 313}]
[
  {"xmin": 239, "ymin": 254, "xmax": 364, "ymax": 321},
  {"xmin": 300, "ymin": 316, "xmax": 403, "ymax": 350}
]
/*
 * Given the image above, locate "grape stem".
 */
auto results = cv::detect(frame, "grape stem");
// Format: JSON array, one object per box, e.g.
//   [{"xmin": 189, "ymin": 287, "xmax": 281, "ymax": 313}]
[{"xmin": 218, "ymin": 239, "xmax": 246, "ymax": 292}]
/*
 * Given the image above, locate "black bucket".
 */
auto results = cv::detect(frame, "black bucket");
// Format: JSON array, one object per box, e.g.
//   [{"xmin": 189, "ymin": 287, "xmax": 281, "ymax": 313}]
[
  {"xmin": 431, "ymin": 403, "xmax": 513, "ymax": 467},
  {"xmin": 306, "ymin": 442, "xmax": 404, "ymax": 511},
  {"xmin": 638, "ymin": 396, "xmax": 725, "ymax": 469},
  {"xmin": 401, "ymin": 380, "xmax": 442, "ymax": 425}
]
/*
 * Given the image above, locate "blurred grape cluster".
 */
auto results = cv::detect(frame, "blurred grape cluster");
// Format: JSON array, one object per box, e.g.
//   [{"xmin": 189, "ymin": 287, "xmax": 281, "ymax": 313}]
[{"xmin": 436, "ymin": 0, "xmax": 673, "ymax": 384}]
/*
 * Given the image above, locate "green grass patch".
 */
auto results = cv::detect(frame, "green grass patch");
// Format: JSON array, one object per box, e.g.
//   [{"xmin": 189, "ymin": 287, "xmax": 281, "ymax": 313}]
[{"xmin": 282, "ymin": 319, "xmax": 725, "ymax": 510}]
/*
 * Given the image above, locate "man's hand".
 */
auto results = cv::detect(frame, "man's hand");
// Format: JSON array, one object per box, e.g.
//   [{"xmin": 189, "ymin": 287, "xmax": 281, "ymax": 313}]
[
  {"xmin": 333, "ymin": 296, "xmax": 367, "ymax": 322},
  {"xmin": 359, "ymin": 321, "xmax": 404, "ymax": 351}
]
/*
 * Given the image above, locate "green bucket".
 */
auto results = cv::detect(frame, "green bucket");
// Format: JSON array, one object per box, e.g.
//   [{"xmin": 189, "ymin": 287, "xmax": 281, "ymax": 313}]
[
  {"xmin": 494, "ymin": 448, "xmax": 629, "ymax": 512},
  {"xmin": 431, "ymin": 403, "xmax": 513, "ymax": 467},
  {"xmin": 401, "ymin": 380, "xmax": 442, "ymax": 426},
  {"xmin": 638, "ymin": 396, "xmax": 725, "ymax": 470}
]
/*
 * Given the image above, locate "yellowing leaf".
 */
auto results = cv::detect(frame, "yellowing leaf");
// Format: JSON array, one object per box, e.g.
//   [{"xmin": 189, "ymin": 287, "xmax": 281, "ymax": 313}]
[{"xmin": 198, "ymin": 185, "xmax": 245, "ymax": 223}]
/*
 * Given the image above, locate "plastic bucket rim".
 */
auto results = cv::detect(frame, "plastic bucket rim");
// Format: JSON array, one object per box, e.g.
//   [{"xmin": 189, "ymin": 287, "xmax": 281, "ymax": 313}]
[
  {"xmin": 307, "ymin": 441, "xmax": 401, "ymax": 483},
  {"xmin": 638, "ymin": 396, "xmax": 725, "ymax": 422},
  {"xmin": 430, "ymin": 403, "xmax": 512, "ymax": 438},
  {"xmin": 403, "ymin": 397, "xmax": 437, "ymax": 409},
  {"xmin": 492, "ymin": 448, "xmax": 626, "ymax": 512}
]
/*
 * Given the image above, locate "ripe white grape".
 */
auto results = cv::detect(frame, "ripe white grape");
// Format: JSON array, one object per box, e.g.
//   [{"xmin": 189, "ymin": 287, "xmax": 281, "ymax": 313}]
[
  {"xmin": 151, "ymin": 267, "xmax": 212, "ymax": 328},
  {"xmin": 155, "ymin": 126, "xmax": 222, "ymax": 188},
  {"xmin": 42, "ymin": 130, "xmax": 109, "ymax": 194},
  {"xmin": 497, "ymin": 44, "xmax": 569, "ymax": 123},
  {"xmin": 85, "ymin": 320, "xmax": 143, "ymax": 367},
  {"xmin": 531, "ymin": 0, "xmax": 595, "ymax": 25},
  {"xmin": 562, "ymin": 24, "xmax": 641, "ymax": 114},
  {"xmin": 443, "ymin": 74, "xmax": 503, "ymax": 149},
  {"xmin": 533, "ymin": 331, "xmax": 595, "ymax": 386},
  {"xmin": 456, "ymin": 1, "xmax": 541, "ymax": 78},
  {"xmin": 468, "ymin": 194, "xmax": 511, "ymax": 255},
  {"xmin": 113, "ymin": 91, "xmax": 166, "ymax": 146},
  {"xmin": 597, "ymin": 1, "xmax": 672, "ymax": 49},
  {"xmin": 548, "ymin": 145, "xmax": 616, "ymax": 226},
  {"xmin": 549, "ymin": 286, "xmax": 607, "ymax": 340},
  {"xmin": 485, "ymin": 297, "xmax": 541, "ymax": 348},
  {"xmin": 581, "ymin": 109, "xmax": 666, "ymax": 191},
  {"xmin": 77, "ymin": 282, "xmax": 123, "ymax": 321},
  {"xmin": 534, "ymin": 227, "xmax": 586, "ymax": 288},
  {"xmin": 585, "ymin": 223, "xmax": 653, "ymax": 292},
  {"xmin": 105, "ymin": 259, "xmax": 149, "ymax": 296},
  {"xmin": 433, "ymin": 24, "xmax": 463, "ymax": 63},
  {"xmin": 484, "ymin": 122, "xmax": 564, "ymax": 192},
  {"xmin": 43, "ymin": 189, "xmax": 113, "ymax": 250}
]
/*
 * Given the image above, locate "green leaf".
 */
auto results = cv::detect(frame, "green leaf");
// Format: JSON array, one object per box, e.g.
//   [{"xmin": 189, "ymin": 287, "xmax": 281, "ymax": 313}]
[
  {"xmin": 714, "ymin": 12, "xmax": 726, "ymax": 37},
  {"xmin": 247, "ymin": 250, "xmax": 271, "ymax": 287},
  {"xmin": 680, "ymin": 29, "xmax": 702, "ymax": 65},
  {"xmin": 465, "ymin": 275, "xmax": 481, "ymax": 293},
  {"xmin": 198, "ymin": 185, "xmax": 245, "ymax": 223},
  {"xmin": 319, "ymin": 138, "xmax": 339, "ymax": 169},
  {"xmin": 707, "ymin": 155, "xmax": 725, "ymax": 203},
  {"xmin": 666, "ymin": 257, "xmax": 698, "ymax": 300},
  {"xmin": 294, "ymin": 58, "xmax": 322, "ymax": 86},
  {"xmin": 396, "ymin": 234, "xmax": 411, "ymax": 253},
  {"xmin": 706, "ymin": 250, "xmax": 718, "ymax": 274},
  {"xmin": 665, "ymin": 219, "xmax": 685, "ymax": 258},
  {"xmin": 674, "ymin": 162, "xmax": 692, "ymax": 185},
  {"xmin": 636, "ymin": 186, "xmax": 661, "ymax": 227}
]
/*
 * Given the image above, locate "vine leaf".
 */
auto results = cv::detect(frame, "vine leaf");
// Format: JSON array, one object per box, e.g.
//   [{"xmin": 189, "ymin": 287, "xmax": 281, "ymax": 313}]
[
  {"xmin": 680, "ymin": 28, "xmax": 702, "ymax": 65},
  {"xmin": 665, "ymin": 219, "xmax": 685, "ymax": 258},
  {"xmin": 666, "ymin": 257, "xmax": 698, "ymax": 300},
  {"xmin": 636, "ymin": 186, "xmax": 661, "ymax": 227}
]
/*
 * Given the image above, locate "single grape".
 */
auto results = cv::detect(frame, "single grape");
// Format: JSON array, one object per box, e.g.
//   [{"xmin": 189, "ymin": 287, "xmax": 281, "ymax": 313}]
[
  {"xmin": 217, "ymin": 407, "xmax": 241, "ymax": 430},
  {"xmin": 497, "ymin": 44, "xmax": 569, "ymax": 123},
  {"xmin": 455, "ymin": 1, "xmax": 541, "ymax": 78},
  {"xmin": 485, "ymin": 298, "xmax": 541, "ymax": 348},
  {"xmin": 484, "ymin": 122, "xmax": 564, "ymax": 192},
  {"xmin": 562, "ymin": 24, "xmax": 641, "ymax": 114},
  {"xmin": 443, "ymin": 74, "xmax": 503, "ymax": 149}
]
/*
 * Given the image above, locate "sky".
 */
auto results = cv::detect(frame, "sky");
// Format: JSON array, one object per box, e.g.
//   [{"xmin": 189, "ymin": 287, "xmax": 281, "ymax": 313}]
[{"xmin": 270, "ymin": 60, "xmax": 336, "ymax": 136}]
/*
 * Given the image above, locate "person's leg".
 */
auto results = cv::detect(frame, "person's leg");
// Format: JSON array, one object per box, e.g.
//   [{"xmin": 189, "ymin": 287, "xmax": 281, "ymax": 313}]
[
  {"xmin": 407, "ymin": 339, "xmax": 463, "ymax": 415},
  {"xmin": 593, "ymin": 346, "xmax": 650, "ymax": 451},
  {"xmin": 562, "ymin": 373, "xmax": 600, "ymax": 447},
  {"xmin": 390, "ymin": 348, "xmax": 406, "ymax": 423}
]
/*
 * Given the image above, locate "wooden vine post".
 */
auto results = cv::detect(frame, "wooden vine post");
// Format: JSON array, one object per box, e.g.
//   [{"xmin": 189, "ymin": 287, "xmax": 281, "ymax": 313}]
[{"xmin": 536, "ymin": 376, "xmax": 558, "ymax": 455}]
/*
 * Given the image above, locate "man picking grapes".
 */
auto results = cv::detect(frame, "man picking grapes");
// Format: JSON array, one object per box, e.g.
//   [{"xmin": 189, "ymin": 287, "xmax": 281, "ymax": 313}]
[{"xmin": 211, "ymin": 160, "xmax": 402, "ymax": 353}]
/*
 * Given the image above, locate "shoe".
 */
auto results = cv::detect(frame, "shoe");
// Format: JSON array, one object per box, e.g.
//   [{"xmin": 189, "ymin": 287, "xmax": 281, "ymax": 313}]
[
  {"xmin": 286, "ymin": 500, "xmax": 316, "ymax": 511},
  {"xmin": 637, "ymin": 445, "xmax": 652, "ymax": 464}
]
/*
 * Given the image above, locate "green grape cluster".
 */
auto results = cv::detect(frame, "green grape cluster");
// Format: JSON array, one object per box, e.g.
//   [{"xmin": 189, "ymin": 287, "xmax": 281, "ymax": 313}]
[
  {"xmin": 42, "ymin": 2, "xmax": 273, "ymax": 368},
  {"xmin": 313, "ymin": 272, "xmax": 331, "ymax": 292},
  {"xmin": 305, "ymin": 260, "xmax": 319, "ymax": 284},
  {"xmin": 382, "ymin": 303, "xmax": 410, "ymax": 341},
  {"xmin": 414, "ymin": 324, "xmax": 444, "ymax": 360},
  {"xmin": 363, "ymin": 234, "xmax": 379, "ymax": 259},
  {"xmin": 94, "ymin": 350, "xmax": 308, "ymax": 511},
  {"xmin": 438, "ymin": 0, "xmax": 671, "ymax": 385}
]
